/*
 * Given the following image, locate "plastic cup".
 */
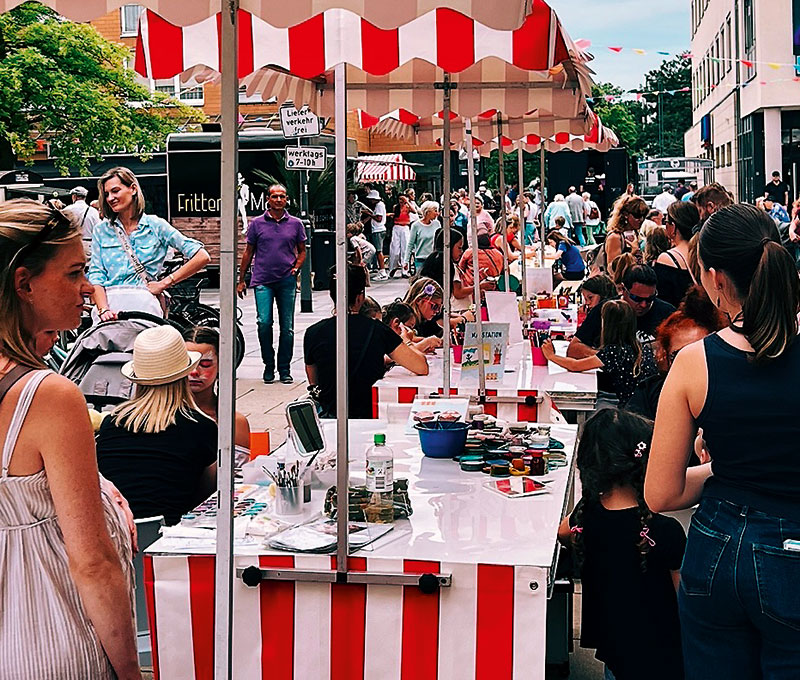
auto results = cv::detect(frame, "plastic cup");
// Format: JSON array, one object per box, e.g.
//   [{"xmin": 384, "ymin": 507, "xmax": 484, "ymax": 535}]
[
  {"xmin": 531, "ymin": 343, "xmax": 548, "ymax": 366},
  {"xmin": 274, "ymin": 481, "xmax": 304, "ymax": 517},
  {"xmin": 452, "ymin": 345, "xmax": 463, "ymax": 363}
]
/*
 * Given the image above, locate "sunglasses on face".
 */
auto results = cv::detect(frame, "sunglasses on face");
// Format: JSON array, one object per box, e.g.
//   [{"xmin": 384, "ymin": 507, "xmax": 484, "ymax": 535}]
[{"xmin": 625, "ymin": 287, "xmax": 657, "ymax": 305}]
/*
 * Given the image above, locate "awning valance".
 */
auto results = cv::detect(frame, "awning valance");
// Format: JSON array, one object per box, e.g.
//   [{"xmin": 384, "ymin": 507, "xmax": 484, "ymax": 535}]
[{"xmin": 355, "ymin": 154, "xmax": 416, "ymax": 183}]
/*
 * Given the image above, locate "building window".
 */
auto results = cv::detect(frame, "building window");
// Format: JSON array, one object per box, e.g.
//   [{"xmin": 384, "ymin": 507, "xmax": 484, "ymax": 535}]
[
  {"xmin": 120, "ymin": 4, "xmax": 143, "ymax": 37},
  {"xmin": 151, "ymin": 77, "xmax": 204, "ymax": 106},
  {"xmin": 738, "ymin": 114, "xmax": 755, "ymax": 202},
  {"xmin": 726, "ymin": 17, "xmax": 733, "ymax": 72},
  {"xmin": 743, "ymin": 0, "xmax": 756, "ymax": 80},
  {"xmin": 726, "ymin": 141, "xmax": 733, "ymax": 167}
]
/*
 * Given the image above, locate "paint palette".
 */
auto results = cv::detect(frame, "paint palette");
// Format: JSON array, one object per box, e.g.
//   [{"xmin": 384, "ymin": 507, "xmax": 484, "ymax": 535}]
[{"xmin": 180, "ymin": 484, "xmax": 274, "ymax": 530}]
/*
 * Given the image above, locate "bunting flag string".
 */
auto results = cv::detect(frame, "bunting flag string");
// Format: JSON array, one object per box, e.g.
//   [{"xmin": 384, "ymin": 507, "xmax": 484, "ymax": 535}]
[
  {"xmin": 588, "ymin": 76, "xmax": 800, "ymax": 105},
  {"xmin": 574, "ymin": 38, "xmax": 800, "ymax": 72}
]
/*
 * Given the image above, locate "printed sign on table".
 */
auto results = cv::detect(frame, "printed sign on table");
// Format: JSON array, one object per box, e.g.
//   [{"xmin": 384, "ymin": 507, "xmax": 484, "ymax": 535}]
[{"xmin": 461, "ymin": 322, "xmax": 509, "ymax": 383}]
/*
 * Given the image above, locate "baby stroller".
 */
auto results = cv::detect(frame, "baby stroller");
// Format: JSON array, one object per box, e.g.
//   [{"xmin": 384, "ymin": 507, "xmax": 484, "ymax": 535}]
[{"xmin": 59, "ymin": 311, "xmax": 171, "ymax": 409}]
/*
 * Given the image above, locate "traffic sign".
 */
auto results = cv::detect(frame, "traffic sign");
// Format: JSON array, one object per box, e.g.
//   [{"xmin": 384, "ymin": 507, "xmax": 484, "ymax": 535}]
[
  {"xmin": 285, "ymin": 146, "xmax": 327, "ymax": 171},
  {"xmin": 279, "ymin": 104, "xmax": 321, "ymax": 138}
]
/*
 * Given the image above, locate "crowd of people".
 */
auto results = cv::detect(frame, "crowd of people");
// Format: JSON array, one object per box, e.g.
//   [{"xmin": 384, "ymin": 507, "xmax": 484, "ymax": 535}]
[{"xmin": 3, "ymin": 161, "xmax": 800, "ymax": 679}]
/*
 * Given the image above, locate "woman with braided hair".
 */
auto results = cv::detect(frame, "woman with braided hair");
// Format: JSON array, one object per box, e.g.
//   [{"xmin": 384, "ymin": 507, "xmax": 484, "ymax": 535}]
[{"xmin": 558, "ymin": 408, "xmax": 686, "ymax": 680}]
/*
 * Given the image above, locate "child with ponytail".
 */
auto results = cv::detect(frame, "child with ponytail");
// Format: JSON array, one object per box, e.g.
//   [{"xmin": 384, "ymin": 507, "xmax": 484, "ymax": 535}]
[{"xmin": 559, "ymin": 408, "xmax": 686, "ymax": 680}]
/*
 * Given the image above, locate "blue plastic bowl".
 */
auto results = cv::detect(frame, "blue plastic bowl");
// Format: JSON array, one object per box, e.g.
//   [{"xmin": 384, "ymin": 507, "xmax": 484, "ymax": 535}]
[{"xmin": 415, "ymin": 421, "xmax": 470, "ymax": 459}]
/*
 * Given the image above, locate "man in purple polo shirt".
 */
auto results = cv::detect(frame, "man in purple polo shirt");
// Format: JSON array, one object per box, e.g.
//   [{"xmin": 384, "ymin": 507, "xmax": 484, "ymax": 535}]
[{"xmin": 237, "ymin": 183, "xmax": 307, "ymax": 384}]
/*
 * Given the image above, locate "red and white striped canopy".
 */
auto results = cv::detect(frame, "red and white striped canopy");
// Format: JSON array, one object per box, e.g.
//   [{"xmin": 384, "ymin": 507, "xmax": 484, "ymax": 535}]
[
  {"xmin": 0, "ymin": 0, "xmax": 532, "ymax": 29},
  {"xmin": 355, "ymin": 154, "xmax": 416, "ymax": 183},
  {"xmin": 136, "ymin": 3, "xmax": 580, "ymax": 81}
]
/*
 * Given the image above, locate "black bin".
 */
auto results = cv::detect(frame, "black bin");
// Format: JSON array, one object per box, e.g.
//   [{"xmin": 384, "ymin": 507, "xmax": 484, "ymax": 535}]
[{"xmin": 311, "ymin": 229, "xmax": 336, "ymax": 290}]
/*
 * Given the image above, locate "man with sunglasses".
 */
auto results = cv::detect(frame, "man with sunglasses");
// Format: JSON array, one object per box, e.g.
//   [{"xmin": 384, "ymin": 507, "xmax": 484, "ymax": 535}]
[
  {"xmin": 567, "ymin": 265, "xmax": 674, "ymax": 358},
  {"xmin": 237, "ymin": 183, "xmax": 307, "ymax": 384}
]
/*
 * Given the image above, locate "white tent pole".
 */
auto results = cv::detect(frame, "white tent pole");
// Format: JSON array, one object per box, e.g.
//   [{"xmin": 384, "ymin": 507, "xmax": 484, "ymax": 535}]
[
  {"xmin": 540, "ymin": 142, "xmax": 547, "ymax": 267},
  {"xmin": 465, "ymin": 120, "xmax": 485, "ymax": 396},
  {"xmin": 496, "ymin": 114, "xmax": 510, "ymax": 293},
  {"xmin": 441, "ymin": 74, "xmax": 452, "ymax": 397},
  {"xmin": 334, "ymin": 61, "xmax": 350, "ymax": 573},
  {"xmin": 214, "ymin": 1, "xmax": 238, "ymax": 678},
  {"xmin": 517, "ymin": 141, "xmax": 528, "ymax": 320}
]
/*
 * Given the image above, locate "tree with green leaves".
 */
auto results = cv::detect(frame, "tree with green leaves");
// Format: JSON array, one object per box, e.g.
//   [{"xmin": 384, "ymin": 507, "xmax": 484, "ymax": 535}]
[
  {"xmin": 0, "ymin": 2, "xmax": 204, "ymax": 174},
  {"xmin": 637, "ymin": 54, "xmax": 692, "ymax": 158}
]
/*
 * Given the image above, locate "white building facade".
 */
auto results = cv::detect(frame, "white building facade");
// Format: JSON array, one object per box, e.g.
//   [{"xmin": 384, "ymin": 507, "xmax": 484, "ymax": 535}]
[{"xmin": 685, "ymin": 0, "xmax": 800, "ymax": 202}]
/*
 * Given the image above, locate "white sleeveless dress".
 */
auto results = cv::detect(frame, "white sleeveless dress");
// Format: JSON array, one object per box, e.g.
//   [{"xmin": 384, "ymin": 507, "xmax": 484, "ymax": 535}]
[{"xmin": 0, "ymin": 370, "xmax": 135, "ymax": 679}]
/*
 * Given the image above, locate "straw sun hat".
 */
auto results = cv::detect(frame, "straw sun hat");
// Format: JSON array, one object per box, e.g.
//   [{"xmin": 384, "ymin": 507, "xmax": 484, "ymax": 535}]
[{"xmin": 121, "ymin": 325, "xmax": 201, "ymax": 386}]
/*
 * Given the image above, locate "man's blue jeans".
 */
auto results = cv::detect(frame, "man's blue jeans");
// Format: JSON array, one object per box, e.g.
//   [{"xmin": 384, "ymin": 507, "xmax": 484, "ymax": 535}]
[
  {"xmin": 679, "ymin": 496, "xmax": 800, "ymax": 680},
  {"xmin": 254, "ymin": 275, "xmax": 296, "ymax": 377}
]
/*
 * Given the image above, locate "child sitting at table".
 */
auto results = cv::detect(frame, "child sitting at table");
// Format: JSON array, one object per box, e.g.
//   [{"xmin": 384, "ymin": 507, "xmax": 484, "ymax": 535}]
[
  {"xmin": 541, "ymin": 299, "xmax": 657, "ymax": 405},
  {"xmin": 558, "ymin": 408, "xmax": 686, "ymax": 680}
]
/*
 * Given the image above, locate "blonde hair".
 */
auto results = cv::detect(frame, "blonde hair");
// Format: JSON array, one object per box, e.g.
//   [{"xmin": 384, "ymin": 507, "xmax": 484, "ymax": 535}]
[
  {"xmin": 607, "ymin": 194, "xmax": 648, "ymax": 234},
  {"xmin": 0, "ymin": 199, "xmax": 81, "ymax": 368},
  {"xmin": 111, "ymin": 379, "xmax": 207, "ymax": 434},
  {"xmin": 98, "ymin": 166, "xmax": 145, "ymax": 222}
]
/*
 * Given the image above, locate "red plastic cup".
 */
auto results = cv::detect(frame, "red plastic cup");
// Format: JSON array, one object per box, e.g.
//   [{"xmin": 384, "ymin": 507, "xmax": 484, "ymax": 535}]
[
  {"xmin": 531, "ymin": 343, "xmax": 548, "ymax": 366},
  {"xmin": 452, "ymin": 345, "xmax": 463, "ymax": 363}
]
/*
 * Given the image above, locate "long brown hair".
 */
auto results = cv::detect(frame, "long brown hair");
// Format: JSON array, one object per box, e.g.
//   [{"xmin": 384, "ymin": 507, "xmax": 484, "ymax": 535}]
[
  {"xmin": 699, "ymin": 203, "xmax": 800, "ymax": 363},
  {"xmin": 97, "ymin": 166, "xmax": 145, "ymax": 222},
  {"xmin": 0, "ymin": 199, "xmax": 81, "ymax": 368},
  {"xmin": 600, "ymin": 299, "xmax": 643, "ymax": 375}
]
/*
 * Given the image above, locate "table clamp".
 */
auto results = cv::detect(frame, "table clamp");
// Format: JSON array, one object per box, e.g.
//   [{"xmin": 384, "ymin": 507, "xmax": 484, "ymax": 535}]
[{"xmin": 239, "ymin": 566, "xmax": 452, "ymax": 593}]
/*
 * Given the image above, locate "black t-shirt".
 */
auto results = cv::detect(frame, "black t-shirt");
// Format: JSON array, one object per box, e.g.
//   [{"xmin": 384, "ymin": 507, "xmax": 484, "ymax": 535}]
[
  {"xmin": 96, "ymin": 410, "xmax": 218, "ymax": 525},
  {"xmin": 575, "ymin": 297, "xmax": 675, "ymax": 349},
  {"xmin": 764, "ymin": 180, "xmax": 790, "ymax": 204},
  {"xmin": 674, "ymin": 185, "xmax": 689, "ymax": 201},
  {"xmin": 304, "ymin": 314, "xmax": 402, "ymax": 418},
  {"xmin": 570, "ymin": 501, "xmax": 686, "ymax": 680}
]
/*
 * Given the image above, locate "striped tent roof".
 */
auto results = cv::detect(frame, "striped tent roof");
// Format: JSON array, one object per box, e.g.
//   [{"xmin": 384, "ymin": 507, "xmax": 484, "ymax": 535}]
[
  {"xmin": 355, "ymin": 154, "xmax": 416, "ymax": 183},
  {"xmin": 0, "ymin": 0, "xmax": 532, "ymax": 29}
]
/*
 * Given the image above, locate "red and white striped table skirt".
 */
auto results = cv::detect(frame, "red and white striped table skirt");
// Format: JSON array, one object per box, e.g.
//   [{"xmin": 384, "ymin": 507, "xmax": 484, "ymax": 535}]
[
  {"xmin": 144, "ymin": 553, "xmax": 550, "ymax": 680},
  {"xmin": 371, "ymin": 385, "xmax": 540, "ymax": 422}
]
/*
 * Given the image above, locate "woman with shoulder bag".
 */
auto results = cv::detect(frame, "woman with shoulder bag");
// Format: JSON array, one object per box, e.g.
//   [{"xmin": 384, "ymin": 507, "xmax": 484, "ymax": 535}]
[{"xmin": 89, "ymin": 167, "xmax": 211, "ymax": 323}]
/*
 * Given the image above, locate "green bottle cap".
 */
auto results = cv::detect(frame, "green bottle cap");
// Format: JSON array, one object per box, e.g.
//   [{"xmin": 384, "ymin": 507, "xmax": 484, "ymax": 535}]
[{"xmin": 374, "ymin": 433, "xmax": 386, "ymax": 445}]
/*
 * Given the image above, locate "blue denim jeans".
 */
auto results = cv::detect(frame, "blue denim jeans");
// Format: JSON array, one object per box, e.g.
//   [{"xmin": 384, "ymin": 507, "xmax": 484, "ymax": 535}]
[
  {"xmin": 254, "ymin": 275, "xmax": 297, "ymax": 377},
  {"xmin": 679, "ymin": 496, "xmax": 800, "ymax": 680},
  {"xmin": 573, "ymin": 223, "xmax": 586, "ymax": 246}
]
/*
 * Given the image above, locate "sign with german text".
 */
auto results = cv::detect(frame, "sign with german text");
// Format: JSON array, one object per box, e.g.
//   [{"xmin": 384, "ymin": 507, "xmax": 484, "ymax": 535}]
[
  {"xmin": 279, "ymin": 105, "xmax": 321, "ymax": 138},
  {"xmin": 285, "ymin": 146, "xmax": 327, "ymax": 171}
]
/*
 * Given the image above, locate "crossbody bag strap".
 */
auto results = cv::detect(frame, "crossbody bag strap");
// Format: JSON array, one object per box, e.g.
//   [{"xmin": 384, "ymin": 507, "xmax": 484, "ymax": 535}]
[
  {"xmin": 0, "ymin": 366, "xmax": 34, "ymax": 406},
  {"xmin": 112, "ymin": 221, "xmax": 152, "ymax": 285},
  {"xmin": 80, "ymin": 205, "xmax": 91, "ymax": 228}
]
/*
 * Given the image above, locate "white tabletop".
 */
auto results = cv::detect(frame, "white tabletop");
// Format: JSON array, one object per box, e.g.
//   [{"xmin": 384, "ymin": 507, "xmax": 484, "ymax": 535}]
[
  {"xmin": 149, "ymin": 420, "xmax": 578, "ymax": 569},
  {"xmin": 376, "ymin": 341, "xmax": 597, "ymax": 396}
]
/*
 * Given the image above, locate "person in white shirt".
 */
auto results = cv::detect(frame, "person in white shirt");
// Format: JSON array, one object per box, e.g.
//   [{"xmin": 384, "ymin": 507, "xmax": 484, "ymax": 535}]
[
  {"xmin": 63, "ymin": 186, "xmax": 100, "ymax": 258},
  {"xmin": 652, "ymin": 185, "xmax": 677, "ymax": 214},
  {"xmin": 583, "ymin": 192, "xmax": 601, "ymax": 245},
  {"xmin": 362, "ymin": 189, "xmax": 388, "ymax": 280}
]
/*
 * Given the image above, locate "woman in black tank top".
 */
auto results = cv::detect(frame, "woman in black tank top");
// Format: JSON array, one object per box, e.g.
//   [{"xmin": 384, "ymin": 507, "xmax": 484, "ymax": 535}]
[
  {"xmin": 644, "ymin": 204, "xmax": 800, "ymax": 680},
  {"xmin": 654, "ymin": 201, "xmax": 697, "ymax": 307}
]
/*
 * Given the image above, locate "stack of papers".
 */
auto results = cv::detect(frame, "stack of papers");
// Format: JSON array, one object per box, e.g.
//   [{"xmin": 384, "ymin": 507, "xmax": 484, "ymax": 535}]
[{"xmin": 267, "ymin": 518, "xmax": 393, "ymax": 553}]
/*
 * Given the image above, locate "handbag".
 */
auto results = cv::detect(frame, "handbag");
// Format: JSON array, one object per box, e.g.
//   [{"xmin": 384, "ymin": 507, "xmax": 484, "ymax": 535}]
[{"xmin": 111, "ymin": 221, "xmax": 171, "ymax": 317}]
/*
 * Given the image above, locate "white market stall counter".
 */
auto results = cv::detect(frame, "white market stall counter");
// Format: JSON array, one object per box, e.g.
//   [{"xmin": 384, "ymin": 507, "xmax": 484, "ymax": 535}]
[
  {"xmin": 373, "ymin": 341, "xmax": 597, "ymax": 423},
  {"xmin": 144, "ymin": 420, "xmax": 579, "ymax": 680}
]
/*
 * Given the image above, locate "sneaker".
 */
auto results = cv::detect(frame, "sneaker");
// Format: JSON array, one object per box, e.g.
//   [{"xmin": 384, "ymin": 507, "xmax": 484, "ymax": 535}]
[
  {"xmin": 262, "ymin": 369, "xmax": 275, "ymax": 384},
  {"xmin": 377, "ymin": 270, "xmax": 389, "ymax": 281},
  {"xmin": 280, "ymin": 374, "xmax": 294, "ymax": 384}
]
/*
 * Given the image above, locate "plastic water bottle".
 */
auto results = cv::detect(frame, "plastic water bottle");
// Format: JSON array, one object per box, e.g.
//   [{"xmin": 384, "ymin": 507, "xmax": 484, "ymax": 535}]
[{"xmin": 365, "ymin": 433, "xmax": 394, "ymax": 524}]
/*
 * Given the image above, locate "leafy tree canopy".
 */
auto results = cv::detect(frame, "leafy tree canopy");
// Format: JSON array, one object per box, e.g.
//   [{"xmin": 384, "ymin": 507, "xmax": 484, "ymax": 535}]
[{"xmin": 0, "ymin": 2, "xmax": 204, "ymax": 174}]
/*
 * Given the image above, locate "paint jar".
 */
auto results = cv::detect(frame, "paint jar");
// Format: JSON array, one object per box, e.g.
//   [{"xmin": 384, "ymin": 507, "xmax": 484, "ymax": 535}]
[{"xmin": 275, "ymin": 482, "xmax": 304, "ymax": 517}]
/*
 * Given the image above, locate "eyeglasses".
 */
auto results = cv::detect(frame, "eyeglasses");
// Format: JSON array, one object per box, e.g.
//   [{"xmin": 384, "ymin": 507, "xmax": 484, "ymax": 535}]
[{"xmin": 624, "ymin": 286, "xmax": 657, "ymax": 305}]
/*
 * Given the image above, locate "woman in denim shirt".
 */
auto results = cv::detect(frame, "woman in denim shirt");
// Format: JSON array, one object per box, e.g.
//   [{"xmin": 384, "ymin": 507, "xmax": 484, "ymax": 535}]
[
  {"xmin": 646, "ymin": 204, "xmax": 800, "ymax": 680},
  {"xmin": 89, "ymin": 167, "xmax": 210, "ymax": 321}
]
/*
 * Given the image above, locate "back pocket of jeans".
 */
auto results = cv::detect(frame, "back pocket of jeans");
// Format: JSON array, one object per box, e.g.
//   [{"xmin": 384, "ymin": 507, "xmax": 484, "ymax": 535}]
[
  {"xmin": 754, "ymin": 544, "xmax": 800, "ymax": 631},
  {"xmin": 680, "ymin": 517, "xmax": 730, "ymax": 596}
]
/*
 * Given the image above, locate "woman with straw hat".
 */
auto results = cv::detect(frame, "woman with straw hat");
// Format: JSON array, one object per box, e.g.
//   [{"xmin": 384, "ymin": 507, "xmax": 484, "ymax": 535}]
[
  {"xmin": 96, "ymin": 325, "xmax": 218, "ymax": 526},
  {"xmin": 0, "ymin": 198, "xmax": 139, "ymax": 678}
]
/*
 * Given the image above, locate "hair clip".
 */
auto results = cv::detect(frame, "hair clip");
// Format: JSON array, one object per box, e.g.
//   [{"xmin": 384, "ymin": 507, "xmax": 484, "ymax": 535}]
[
  {"xmin": 422, "ymin": 283, "xmax": 437, "ymax": 297},
  {"xmin": 570, "ymin": 526, "xmax": 583, "ymax": 535},
  {"xmin": 639, "ymin": 526, "xmax": 656, "ymax": 547},
  {"xmin": 634, "ymin": 441, "xmax": 647, "ymax": 458}
]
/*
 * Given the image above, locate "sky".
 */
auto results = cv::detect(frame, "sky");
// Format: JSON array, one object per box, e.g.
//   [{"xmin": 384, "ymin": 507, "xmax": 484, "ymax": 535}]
[{"xmin": 547, "ymin": 0, "xmax": 691, "ymax": 91}]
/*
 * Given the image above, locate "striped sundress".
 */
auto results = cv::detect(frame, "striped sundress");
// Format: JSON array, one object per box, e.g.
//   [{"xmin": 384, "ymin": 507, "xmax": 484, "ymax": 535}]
[{"xmin": 0, "ymin": 370, "xmax": 135, "ymax": 679}]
